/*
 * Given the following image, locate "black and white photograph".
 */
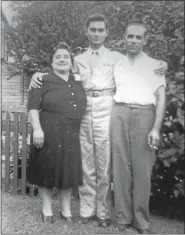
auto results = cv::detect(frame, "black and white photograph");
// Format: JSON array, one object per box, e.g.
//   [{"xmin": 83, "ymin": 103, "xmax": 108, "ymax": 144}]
[{"xmin": 1, "ymin": 1, "xmax": 184, "ymax": 234}]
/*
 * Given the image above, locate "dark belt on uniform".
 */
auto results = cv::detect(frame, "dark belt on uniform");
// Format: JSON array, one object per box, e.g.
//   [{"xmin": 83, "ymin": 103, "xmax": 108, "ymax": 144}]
[
  {"xmin": 116, "ymin": 102, "xmax": 155, "ymax": 110},
  {"xmin": 85, "ymin": 89, "xmax": 115, "ymax": 97}
]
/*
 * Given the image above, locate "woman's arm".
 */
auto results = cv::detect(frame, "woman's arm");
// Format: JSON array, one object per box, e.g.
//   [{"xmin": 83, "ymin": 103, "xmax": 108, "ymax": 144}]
[
  {"xmin": 28, "ymin": 110, "xmax": 44, "ymax": 148},
  {"xmin": 28, "ymin": 83, "xmax": 44, "ymax": 148}
]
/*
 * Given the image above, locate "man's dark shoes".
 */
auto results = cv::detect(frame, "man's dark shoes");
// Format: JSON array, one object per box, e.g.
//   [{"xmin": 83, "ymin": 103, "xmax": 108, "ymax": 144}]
[
  {"xmin": 136, "ymin": 229, "xmax": 152, "ymax": 234},
  {"xmin": 98, "ymin": 218, "xmax": 111, "ymax": 228},
  {"xmin": 116, "ymin": 224, "xmax": 130, "ymax": 232},
  {"xmin": 41, "ymin": 212, "xmax": 54, "ymax": 223},
  {"xmin": 80, "ymin": 215, "xmax": 97, "ymax": 224}
]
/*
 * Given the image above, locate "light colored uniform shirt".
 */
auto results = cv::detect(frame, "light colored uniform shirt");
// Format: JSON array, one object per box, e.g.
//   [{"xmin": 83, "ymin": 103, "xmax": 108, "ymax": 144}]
[
  {"xmin": 113, "ymin": 52, "xmax": 166, "ymax": 105},
  {"xmin": 75, "ymin": 46, "xmax": 123, "ymax": 91}
]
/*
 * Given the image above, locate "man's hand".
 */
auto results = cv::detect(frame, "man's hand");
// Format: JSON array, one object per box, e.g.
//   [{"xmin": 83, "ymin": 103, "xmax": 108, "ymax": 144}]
[
  {"xmin": 154, "ymin": 61, "xmax": 168, "ymax": 76},
  {"xmin": 33, "ymin": 128, "xmax": 44, "ymax": 148},
  {"xmin": 148, "ymin": 128, "xmax": 160, "ymax": 150},
  {"xmin": 29, "ymin": 72, "xmax": 48, "ymax": 90}
]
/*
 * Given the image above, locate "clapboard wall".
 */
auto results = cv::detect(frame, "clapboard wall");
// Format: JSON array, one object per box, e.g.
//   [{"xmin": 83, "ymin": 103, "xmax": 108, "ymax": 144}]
[
  {"xmin": 1, "ymin": 10, "xmax": 30, "ymax": 112},
  {"xmin": 2, "ymin": 63, "xmax": 30, "ymax": 112}
]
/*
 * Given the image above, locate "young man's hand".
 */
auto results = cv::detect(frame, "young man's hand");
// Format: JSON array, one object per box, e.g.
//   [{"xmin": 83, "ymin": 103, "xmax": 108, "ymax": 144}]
[
  {"xmin": 154, "ymin": 61, "xmax": 168, "ymax": 76},
  {"xmin": 29, "ymin": 72, "xmax": 48, "ymax": 90}
]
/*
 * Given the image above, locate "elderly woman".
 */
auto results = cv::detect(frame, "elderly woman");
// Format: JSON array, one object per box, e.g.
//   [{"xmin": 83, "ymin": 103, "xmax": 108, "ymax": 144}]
[{"xmin": 27, "ymin": 42, "xmax": 86, "ymax": 223}]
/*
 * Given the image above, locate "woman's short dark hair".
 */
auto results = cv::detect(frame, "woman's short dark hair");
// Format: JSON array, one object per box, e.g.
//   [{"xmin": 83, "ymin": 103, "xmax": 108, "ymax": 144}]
[
  {"xmin": 50, "ymin": 41, "xmax": 74, "ymax": 66},
  {"xmin": 85, "ymin": 14, "xmax": 109, "ymax": 30}
]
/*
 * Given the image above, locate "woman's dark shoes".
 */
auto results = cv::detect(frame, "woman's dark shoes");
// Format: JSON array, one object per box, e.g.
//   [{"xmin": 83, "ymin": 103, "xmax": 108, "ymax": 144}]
[
  {"xmin": 136, "ymin": 228, "xmax": 152, "ymax": 234},
  {"xmin": 80, "ymin": 215, "xmax": 97, "ymax": 224},
  {"xmin": 41, "ymin": 212, "xmax": 54, "ymax": 223},
  {"xmin": 60, "ymin": 212, "xmax": 72, "ymax": 222},
  {"xmin": 98, "ymin": 218, "xmax": 111, "ymax": 228}
]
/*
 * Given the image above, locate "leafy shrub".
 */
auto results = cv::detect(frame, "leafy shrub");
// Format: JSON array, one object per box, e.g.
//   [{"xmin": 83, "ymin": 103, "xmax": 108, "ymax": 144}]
[{"xmin": 6, "ymin": 1, "xmax": 184, "ymax": 219}]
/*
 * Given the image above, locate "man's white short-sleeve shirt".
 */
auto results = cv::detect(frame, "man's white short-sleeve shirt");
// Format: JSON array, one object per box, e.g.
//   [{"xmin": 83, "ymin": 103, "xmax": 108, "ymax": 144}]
[{"xmin": 113, "ymin": 52, "xmax": 166, "ymax": 105}]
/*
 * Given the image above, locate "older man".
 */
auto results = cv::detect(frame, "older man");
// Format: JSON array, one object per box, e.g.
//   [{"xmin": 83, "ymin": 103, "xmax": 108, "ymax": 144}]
[{"xmin": 111, "ymin": 22, "xmax": 166, "ymax": 234}]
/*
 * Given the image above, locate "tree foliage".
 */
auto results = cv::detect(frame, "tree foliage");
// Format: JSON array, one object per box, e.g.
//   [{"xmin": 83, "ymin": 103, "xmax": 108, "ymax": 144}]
[{"xmin": 7, "ymin": 1, "xmax": 184, "ymax": 218}]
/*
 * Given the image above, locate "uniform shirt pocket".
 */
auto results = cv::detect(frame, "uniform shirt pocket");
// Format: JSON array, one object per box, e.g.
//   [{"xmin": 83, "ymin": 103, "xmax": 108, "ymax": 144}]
[{"xmin": 99, "ymin": 60, "xmax": 114, "ymax": 74}]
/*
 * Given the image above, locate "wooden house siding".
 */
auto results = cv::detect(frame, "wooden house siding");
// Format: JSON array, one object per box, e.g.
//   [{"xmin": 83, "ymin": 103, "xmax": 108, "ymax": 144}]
[
  {"xmin": 1, "ymin": 14, "xmax": 8, "ymax": 60},
  {"xmin": 1, "ymin": 10, "xmax": 30, "ymax": 112},
  {"xmin": 2, "ymin": 63, "xmax": 30, "ymax": 111}
]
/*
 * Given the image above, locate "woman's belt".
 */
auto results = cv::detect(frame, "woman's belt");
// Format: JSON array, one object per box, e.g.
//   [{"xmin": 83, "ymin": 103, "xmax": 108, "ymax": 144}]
[
  {"xmin": 85, "ymin": 89, "xmax": 115, "ymax": 97},
  {"xmin": 41, "ymin": 109, "xmax": 82, "ymax": 120},
  {"xmin": 116, "ymin": 102, "xmax": 155, "ymax": 110}
]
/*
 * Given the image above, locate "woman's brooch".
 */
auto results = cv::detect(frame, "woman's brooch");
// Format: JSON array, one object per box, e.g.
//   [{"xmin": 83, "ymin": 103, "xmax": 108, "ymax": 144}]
[{"xmin": 74, "ymin": 73, "xmax": 81, "ymax": 81}]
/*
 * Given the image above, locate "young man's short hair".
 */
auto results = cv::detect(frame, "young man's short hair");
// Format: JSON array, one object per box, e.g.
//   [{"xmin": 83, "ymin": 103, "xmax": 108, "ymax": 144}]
[
  {"xmin": 125, "ymin": 22, "xmax": 148, "ymax": 37},
  {"xmin": 85, "ymin": 14, "xmax": 109, "ymax": 30}
]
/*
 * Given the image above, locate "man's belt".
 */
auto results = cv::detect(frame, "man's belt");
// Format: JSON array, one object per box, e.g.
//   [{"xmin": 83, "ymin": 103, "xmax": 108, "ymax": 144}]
[
  {"xmin": 116, "ymin": 102, "xmax": 155, "ymax": 110},
  {"xmin": 85, "ymin": 89, "xmax": 115, "ymax": 97}
]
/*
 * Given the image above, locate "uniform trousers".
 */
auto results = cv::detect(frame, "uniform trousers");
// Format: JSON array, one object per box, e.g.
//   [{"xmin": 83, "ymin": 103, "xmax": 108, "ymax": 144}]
[
  {"xmin": 110, "ymin": 103, "xmax": 155, "ymax": 229},
  {"xmin": 79, "ymin": 96, "xmax": 114, "ymax": 219}
]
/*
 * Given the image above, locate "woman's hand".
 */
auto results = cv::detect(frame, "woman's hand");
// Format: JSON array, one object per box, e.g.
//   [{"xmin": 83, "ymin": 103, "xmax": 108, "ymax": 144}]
[
  {"xmin": 29, "ymin": 72, "xmax": 48, "ymax": 90},
  {"xmin": 33, "ymin": 128, "xmax": 44, "ymax": 148}
]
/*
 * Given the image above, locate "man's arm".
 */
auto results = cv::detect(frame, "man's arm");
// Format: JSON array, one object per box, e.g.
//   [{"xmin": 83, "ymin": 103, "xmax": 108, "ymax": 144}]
[
  {"xmin": 153, "ymin": 86, "xmax": 166, "ymax": 131},
  {"xmin": 28, "ymin": 72, "xmax": 48, "ymax": 90},
  {"xmin": 148, "ymin": 86, "xmax": 166, "ymax": 148}
]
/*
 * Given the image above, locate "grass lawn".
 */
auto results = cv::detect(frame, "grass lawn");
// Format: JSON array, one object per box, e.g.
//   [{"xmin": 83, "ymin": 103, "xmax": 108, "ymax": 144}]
[{"xmin": 2, "ymin": 191, "xmax": 184, "ymax": 234}]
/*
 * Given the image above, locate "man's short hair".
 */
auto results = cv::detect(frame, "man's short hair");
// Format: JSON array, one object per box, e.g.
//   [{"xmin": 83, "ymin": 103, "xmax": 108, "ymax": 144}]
[
  {"xmin": 85, "ymin": 14, "xmax": 109, "ymax": 30},
  {"xmin": 125, "ymin": 22, "xmax": 148, "ymax": 37}
]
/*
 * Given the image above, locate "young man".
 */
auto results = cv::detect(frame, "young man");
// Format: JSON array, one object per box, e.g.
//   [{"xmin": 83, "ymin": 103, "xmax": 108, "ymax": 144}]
[
  {"xmin": 72, "ymin": 14, "xmax": 123, "ymax": 227},
  {"xmin": 29, "ymin": 14, "xmax": 167, "ymax": 227},
  {"xmin": 111, "ymin": 22, "xmax": 166, "ymax": 234}
]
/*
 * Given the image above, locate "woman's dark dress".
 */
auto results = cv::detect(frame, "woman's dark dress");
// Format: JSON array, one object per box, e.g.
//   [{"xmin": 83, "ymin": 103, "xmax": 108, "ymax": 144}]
[{"xmin": 27, "ymin": 72, "xmax": 86, "ymax": 189}]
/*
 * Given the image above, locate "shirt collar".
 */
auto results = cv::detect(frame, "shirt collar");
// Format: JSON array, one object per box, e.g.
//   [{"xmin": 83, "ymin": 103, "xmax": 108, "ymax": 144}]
[
  {"xmin": 126, "ymin": 51, "xmax": 146, "ymax": 65},
  {"xmin": 87, "ymin": 45, "xmax": 106, "ymax": 57}
]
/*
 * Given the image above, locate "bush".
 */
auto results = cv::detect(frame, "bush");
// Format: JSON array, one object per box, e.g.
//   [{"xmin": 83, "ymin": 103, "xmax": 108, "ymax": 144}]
[{"xmin": 7, "ymin": 1, "xmax": 184, "ymax": 219}]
